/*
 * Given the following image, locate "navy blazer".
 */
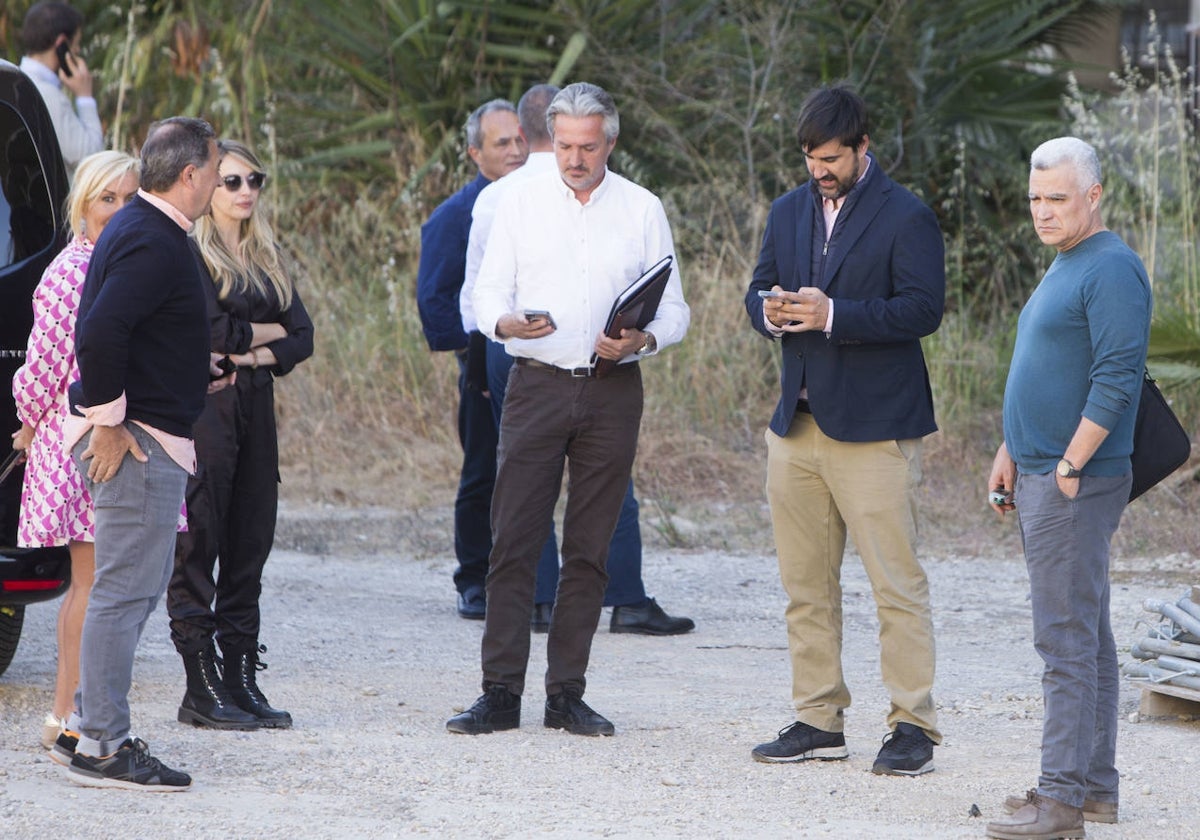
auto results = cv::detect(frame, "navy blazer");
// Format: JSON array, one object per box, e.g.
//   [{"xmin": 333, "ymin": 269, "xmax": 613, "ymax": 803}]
[{"xmin": 745, "ymin": 158, "xmax": 945, "ymax": 442}]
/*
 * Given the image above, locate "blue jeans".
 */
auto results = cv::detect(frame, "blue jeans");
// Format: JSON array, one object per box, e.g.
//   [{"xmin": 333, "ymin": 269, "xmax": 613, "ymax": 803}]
[
  {"xmin": 1016, "ymin": 470, "xmax": 1129, "ymax": 808},
  {"xmin": 69, "ymin": 424, "xmax": 188, "ymax": 756},
  {"xmin": 487, "ymin": 339, "xmax": 646, "ymax": 607}
]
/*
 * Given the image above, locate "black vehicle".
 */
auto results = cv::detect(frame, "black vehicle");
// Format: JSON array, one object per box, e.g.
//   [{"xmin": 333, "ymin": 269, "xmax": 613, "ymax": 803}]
[{"xmin": 0, "ymin": 59, "xmax": 72, "ymax": 677}]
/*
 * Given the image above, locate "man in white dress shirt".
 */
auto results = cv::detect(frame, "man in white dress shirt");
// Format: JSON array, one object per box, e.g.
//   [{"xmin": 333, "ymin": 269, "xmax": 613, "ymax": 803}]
[
  {"xmin": 448, "ymin": 82, "xmax": 689, "ymax": 737},
  {"xmin": 463, "ymin": 83, "xmax": 695, "ymax": 638}
]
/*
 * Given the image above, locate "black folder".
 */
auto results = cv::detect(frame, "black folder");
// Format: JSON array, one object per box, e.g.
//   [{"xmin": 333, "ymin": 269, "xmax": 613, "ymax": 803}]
[{"xmin": 591, "ymin": 255, "xmax": 673, "ymax": 378}]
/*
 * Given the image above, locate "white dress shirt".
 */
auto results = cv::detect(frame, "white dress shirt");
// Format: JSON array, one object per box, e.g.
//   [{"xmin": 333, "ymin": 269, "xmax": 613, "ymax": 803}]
[
  {"xmin": 473, "ymin": 167, "xmax": 689, "ymax": 369},
  {"xmin": 460, "ymin": 151, "xmax": 558, "ymax": 333}
]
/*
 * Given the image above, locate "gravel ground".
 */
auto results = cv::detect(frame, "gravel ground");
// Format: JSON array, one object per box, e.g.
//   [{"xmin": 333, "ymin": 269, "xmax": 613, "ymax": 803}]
[{"xmin": 1, "ymin": 504, "xmax": 1199, "ymax": 839}]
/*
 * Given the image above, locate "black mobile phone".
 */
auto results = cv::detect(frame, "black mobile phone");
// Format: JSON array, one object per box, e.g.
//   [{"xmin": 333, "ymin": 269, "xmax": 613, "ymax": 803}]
[
  {"xmin": 209, "ymin": 355, "xmax": 236, "ymax": 381},
  {"xmin": 523, "ymin": 310, "xmax": 556, "ymax": 329},
  {"xmin": 55, "ymin": 41, "xmax": 73, "ymax": 77}
]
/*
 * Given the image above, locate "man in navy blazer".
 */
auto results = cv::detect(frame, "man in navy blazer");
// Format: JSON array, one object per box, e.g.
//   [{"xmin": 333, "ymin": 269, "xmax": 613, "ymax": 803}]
[{"xmin": 744, "ymin": 85, "xmax": 945, "ymax": 775}]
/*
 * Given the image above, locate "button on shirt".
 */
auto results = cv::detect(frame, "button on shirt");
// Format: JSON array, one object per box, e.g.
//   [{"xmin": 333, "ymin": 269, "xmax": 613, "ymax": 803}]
[{"xmin": 473, "ymin": 168, "xmax": 689, "ymax": 369}]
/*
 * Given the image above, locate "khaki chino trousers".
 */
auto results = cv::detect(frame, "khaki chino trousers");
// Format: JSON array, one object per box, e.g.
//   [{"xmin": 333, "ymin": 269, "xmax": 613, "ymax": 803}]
[{"xmin": 765, "ymin": 412, "xmax": 940, "ymax": 741}]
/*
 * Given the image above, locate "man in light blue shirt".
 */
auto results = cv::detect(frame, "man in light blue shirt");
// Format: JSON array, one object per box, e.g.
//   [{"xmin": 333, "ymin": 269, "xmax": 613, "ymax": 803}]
[{"xmin": 19, "ymin": 2, "xmax": 103, "ymax": 172}]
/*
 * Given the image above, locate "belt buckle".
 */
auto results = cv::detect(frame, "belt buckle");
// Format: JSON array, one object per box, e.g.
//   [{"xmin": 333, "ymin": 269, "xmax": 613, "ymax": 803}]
[{"xmin": 570, "ymin": 366, "xmax": 593, "ymax": 378}]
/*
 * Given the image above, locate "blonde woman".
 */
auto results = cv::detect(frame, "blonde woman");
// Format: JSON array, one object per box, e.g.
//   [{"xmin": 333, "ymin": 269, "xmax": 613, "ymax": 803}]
[
  {"xmin": 167, "ymin": 140, "xmax": 313, "ymax": 730},
  {"xmin": 10, "ymin": 150, "xmax": 139, "ymax": 751}
]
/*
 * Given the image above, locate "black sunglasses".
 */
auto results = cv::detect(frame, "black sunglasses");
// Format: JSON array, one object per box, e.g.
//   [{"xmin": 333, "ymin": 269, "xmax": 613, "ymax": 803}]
[{"xmin": 222, "ymin": 172, "xmax": 267, "ymax": 192}]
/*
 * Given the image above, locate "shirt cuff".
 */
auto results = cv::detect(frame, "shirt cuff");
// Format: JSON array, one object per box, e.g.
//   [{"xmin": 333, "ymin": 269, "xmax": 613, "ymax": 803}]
[
  {"xmin": 82, "ymin": 392, "xmax": 127, "ymax": 427},
  {"xmin": 763, "ymin": 311, "xmax": 785, "ymax": 336},
  {"xmin": 824, "ymin": 299, "xmax": 834, "ymax": 335}
]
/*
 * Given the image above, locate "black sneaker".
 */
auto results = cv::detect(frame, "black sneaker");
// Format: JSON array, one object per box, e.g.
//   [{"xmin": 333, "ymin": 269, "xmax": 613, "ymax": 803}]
[
  {"xmin": 66, "ymin": 737, "xmax": 192, "ymax": 791},
  {"xmin": 544, "ymin": 691, "xmax": 614, "ymax": 736},
  {"xmin": 751, "ymin": 721, "xmax": 849, "ymax": 763},
  {"xmin": 446, "ymin": 684, "xmax": 521, "ymax": 734},
  {"xmin": 871, "ymin": 722, "xmax": 935, "ymax": 776},
  {"xmin": 48, "ymin": 729, "xmax": 78, "ymax": 767}
]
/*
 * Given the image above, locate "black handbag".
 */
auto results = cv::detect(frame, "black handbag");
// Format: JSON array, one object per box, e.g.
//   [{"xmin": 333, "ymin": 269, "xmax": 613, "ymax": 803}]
[{"xmin": 1129, "ymin": 370, "xmax": 1191, "ymax": 502}]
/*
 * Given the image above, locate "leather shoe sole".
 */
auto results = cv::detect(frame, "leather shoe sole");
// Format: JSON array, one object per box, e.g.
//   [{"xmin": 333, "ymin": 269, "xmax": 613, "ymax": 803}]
[
  {"xmin": 446, "ymin": 708, "xmax": 519, "ymax": 735},
  {"xmin": 177, "ymin": 704, "xmax": 262, "ymax": 730}
]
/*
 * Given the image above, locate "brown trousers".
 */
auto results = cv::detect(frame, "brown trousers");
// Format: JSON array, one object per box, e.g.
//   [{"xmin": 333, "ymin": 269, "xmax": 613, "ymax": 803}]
[{"xmin": 482, "ymin": 361, "xmax": 642, "ymax": 697}]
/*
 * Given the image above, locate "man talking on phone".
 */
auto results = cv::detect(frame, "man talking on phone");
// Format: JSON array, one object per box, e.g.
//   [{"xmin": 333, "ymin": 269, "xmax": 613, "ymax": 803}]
[
  {"xmin": 745, "ymin": 84, "xmax": 945, "ymax": 774},
  {"xmin": 451, "ymin": 82, "xmax": 689, "ymax": 737},
  {"xmin": 19, "ymin": 2, "xmax": 104, "ymax": 173}
]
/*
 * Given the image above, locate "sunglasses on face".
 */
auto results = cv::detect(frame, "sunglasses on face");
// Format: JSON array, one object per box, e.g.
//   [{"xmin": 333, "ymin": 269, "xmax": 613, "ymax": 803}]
[{"xmin": 222, "ymin": 171, "xmax": 267, "ymax": 192}]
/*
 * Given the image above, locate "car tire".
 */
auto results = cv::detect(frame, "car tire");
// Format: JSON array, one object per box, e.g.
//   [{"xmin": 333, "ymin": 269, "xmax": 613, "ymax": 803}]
[{"xmin": 0, "ymin": 605, "xmax": 24, "ymax": 678}]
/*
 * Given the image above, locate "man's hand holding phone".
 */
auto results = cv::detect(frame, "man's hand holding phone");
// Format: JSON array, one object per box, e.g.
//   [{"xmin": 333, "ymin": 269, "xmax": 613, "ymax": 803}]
[
  {"xmin": 55, "ymin": 39, "xmax": 95, "ymax": 98},
  {"xmin": 760, "ymin": 286, "xmax": 829, "ymax": 332},
  {"xmin": 496, "ymin": 310, "xmax": 557, "ymax": 340}
]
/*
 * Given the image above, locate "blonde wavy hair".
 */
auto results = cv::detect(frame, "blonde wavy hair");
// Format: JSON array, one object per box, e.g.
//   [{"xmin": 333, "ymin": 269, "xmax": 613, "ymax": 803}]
[
  {"xmin": 67, "ymin": 150, "xmax": 140, "ymax": 240},
  {"xmin": 193, "ymin": 140, "xmax": 293, "ymax": 307}
]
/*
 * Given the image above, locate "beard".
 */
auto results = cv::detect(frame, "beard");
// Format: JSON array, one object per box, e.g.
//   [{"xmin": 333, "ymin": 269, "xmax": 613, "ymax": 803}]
[{"xmin": 817, "ymin": 157, "xmax": 861, "ymax": 200}]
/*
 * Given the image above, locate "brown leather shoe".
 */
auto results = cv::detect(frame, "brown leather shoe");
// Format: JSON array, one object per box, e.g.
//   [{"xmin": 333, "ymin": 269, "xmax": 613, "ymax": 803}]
[
  {"xmin": 986, "ymin": 791, "xmax": 1084, "ymax": 839},
  {"xmin": 1004, "ymin": 790, "xmax": 1117, "ymax": 824}
]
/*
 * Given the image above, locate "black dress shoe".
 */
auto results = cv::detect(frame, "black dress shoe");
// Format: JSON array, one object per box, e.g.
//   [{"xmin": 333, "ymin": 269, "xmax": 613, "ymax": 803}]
[
  {"xmin": 610, "ymin": 597, "xmax": 695, "ymax": 635},
  {"xmin": 447, "ymin": 684, "xmax": 520, "ymax": 734},
  {"xmin": 531, "ymin": 602, "xmax": 553, "ymax": 634},
  {"xmin": 544, "ymin": 691, "xmax": 614, "ymax": 736},
  {"xmin": 457, "ymin": 585, "xmax": 486, "ymax": 620}
]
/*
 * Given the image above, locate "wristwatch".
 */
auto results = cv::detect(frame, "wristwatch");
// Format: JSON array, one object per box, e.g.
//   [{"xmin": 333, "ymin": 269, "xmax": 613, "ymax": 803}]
[
  {"xmin": 637, "ymin": 331, "xmax": 657, "ymax": 356},
  {"xmin": 1056, "ymin": 458, "xmax": 1082, "ymax": 479}
]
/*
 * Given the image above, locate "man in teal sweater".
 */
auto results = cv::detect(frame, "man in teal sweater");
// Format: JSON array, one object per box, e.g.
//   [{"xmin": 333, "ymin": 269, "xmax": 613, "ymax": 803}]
[{"xmin": 986, "ymin": 137, "xmax": 1151, "ymax": 839}]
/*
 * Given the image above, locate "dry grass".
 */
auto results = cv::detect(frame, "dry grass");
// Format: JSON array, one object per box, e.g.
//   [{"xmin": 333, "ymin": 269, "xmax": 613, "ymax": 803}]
[{"xmin": 276, "ymin": 369, "xmax": 1200, "ymax": 562}]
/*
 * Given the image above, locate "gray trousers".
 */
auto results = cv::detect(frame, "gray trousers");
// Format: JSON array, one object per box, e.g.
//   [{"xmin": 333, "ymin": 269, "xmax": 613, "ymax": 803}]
[
  {"xmin": 69, "ymin": 424, "xmax": 189, "ymax": 756},
  {"xmin": 1016, "ymin": 470, "xmax": 1129, "ymax": 808}
]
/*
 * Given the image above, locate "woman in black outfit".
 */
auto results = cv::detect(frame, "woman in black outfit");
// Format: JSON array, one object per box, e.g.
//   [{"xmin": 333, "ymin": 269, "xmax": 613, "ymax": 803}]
[{"xmin": 168, "ymin": 140, "xmax": 313, "ymax": 730}]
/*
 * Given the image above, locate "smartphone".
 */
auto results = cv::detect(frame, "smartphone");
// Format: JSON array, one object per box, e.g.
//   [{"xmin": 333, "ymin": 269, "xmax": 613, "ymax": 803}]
[
  {"xmin": 209, "ymin": 355, "xmax": 237, "ymax": 381},
  {"xmin": 55, "ymin": 41, "xmax": 73, "ymax": 77},
  {"xmin": 757, "ymin": 289, "xmax": 787, "ymax": 299},
  {"xmin": 523, "ymin": 310, "xmax": 556, "ymax": 329},
  {"xmin": 988, "ymin": 489, "xmax": 1012, "ymax": 506}
]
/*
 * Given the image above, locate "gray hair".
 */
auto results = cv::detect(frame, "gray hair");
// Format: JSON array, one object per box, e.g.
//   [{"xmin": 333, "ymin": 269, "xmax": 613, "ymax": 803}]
[
  {"xmin": 139, "ymin": 117, "xmax": 216, "ymax": 192},
  {"xmin": 518, "ymin": 84, "xmax": 560, "ymax": 146},
  {"xmin": 465, "ymin": 99, "xmax": 517, "ymax": 150},
  {"xmin": 1030, "ymin": 136, "xmax": 1101, "ymax": 191},
  {"xmin": 546, "ymin": 82, "xmax": 619, "ymax": 142}
]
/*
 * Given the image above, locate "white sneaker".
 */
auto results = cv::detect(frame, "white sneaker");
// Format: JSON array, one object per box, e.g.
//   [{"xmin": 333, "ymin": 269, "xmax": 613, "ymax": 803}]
[{"xmin": 40, "ymin": 712, "xmax": 64, "ymax": 751}]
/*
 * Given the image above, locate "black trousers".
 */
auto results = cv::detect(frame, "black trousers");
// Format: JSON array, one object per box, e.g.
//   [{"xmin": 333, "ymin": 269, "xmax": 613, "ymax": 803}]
[
  {"xmin": 482, "ymin": 361, "xmax": 642, "ymax": 697},
  {"xmin": 168, "ymin": 377, "xmax": 279, "ymax": 655}
]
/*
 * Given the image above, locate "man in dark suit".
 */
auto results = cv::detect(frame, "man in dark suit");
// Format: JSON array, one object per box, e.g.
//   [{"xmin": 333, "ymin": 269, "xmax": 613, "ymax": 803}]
[{"xmin": 744, "ymin": 85, "xmax": 945, "ymax": 775}]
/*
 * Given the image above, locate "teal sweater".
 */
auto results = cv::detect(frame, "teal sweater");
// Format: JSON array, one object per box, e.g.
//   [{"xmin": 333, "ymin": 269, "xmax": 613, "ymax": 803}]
[{"xmin": 1003, "ymin": 231, "xmax": 1151, "ymax": 476}]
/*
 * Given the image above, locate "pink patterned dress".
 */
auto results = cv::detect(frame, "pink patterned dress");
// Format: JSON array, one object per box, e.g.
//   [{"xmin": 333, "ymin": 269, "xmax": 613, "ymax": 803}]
[{"xmin": 12, "ymin": 236, "xmax": 95, "ymax": 547}]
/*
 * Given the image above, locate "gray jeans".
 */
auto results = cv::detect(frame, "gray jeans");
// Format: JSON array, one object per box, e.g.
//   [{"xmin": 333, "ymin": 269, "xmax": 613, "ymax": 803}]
[
  {"xmin": 69, "ymin": 424, "xmax": 188, "ymax": 756},
  {"xmin": 1015, "ymin": 470, "xmax": 1129, "ymax": 808}
]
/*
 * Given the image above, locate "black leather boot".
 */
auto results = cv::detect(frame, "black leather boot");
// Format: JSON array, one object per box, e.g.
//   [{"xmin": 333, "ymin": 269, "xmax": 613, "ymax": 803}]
[
  {"xmin": 223, "ymin": 644, "xmax": 293, "ymax": 728},
  {"xmin": 178, "ymin": 645, "xmax": 262, "ymax": 729}
]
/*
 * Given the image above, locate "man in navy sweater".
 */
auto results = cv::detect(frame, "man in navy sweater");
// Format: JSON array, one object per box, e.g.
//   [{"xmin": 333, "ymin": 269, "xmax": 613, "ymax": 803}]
[
  {"xmin": 416, "ymin": 99, "xmax": 525, "ymax": 619},
  {"xmin": 57, "ymin": 117, "xmax": 222, "ymax": 791}
]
